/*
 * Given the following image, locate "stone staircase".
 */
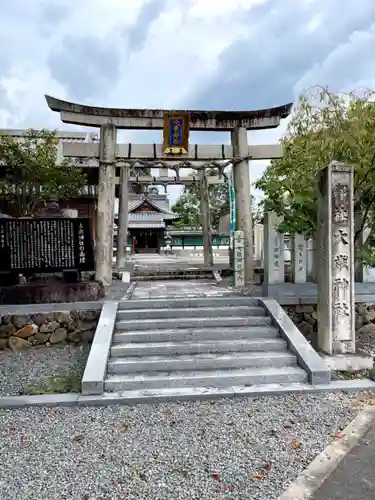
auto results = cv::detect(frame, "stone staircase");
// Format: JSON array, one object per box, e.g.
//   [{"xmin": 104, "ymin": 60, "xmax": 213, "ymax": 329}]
[{"xmin": 104, "ymin": 297, "xmax": 309, "ymax": 394}]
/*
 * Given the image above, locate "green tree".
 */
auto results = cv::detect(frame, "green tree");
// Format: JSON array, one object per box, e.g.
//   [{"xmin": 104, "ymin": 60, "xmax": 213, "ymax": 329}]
[
  {"xmin": 255, "ymin": 86, "xmax": 375, "ymax": 264},
  {"xmin": 0, "ymin": 129, "xmax": 86, "ymax": 216},
  {"xmin": 171, "ymin": 168, "xmax": 229, "ymax": 229},
  {"xmin": 172, "ymin": 168, "xmax": 262, "ymax": 230},
  {"xmin": 252, "ymin": 198, "xmax": 264, "ymax": 224},
  {"xmin": 207, "ymin": 170, "xmax": 230, "ymax": 229},
  {"xmin": 171, "ymin": 191, "xmax": 201, "ymax": 228}
]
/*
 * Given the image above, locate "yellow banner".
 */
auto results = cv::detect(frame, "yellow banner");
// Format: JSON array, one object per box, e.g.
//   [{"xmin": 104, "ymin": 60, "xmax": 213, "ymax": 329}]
[{"xmin": 163, "ymin": 112, "xmax": 189, "ymax": 155}]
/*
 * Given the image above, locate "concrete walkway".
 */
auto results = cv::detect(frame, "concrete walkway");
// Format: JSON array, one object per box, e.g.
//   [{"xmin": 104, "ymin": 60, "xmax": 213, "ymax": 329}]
[
  {"xmin": 130, "ymin": 280, "xmax": 233, "ymax": 299},
  {"xmin": 129, "ymin": 254, "xmax": 229, "ymax": 266},
  {"xmin": 312, "ymin": 418, "xmax": 375, "ymax": 499}
]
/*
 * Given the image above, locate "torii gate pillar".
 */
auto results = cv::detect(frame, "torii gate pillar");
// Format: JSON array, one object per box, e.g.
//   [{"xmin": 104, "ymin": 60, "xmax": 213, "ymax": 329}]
[
  {"xmin": 96, "ymin": 124, "xmax": 117, "ymax": 289},
  {"xmin": 231, "ymin": 126, "xmax": 253, "ymax": 283}
]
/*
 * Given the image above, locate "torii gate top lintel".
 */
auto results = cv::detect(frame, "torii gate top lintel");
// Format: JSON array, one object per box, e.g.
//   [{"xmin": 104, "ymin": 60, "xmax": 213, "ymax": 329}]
[{"xmin": 45, "ymin": 95, "xmax": 292, "ymax": 131}]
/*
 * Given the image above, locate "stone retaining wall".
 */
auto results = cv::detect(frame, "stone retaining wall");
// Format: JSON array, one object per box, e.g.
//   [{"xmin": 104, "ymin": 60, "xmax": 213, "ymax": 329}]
[
  {"xmin": 284, "ymin": 304, "xmax": 375, "ymax": 352},
  {"xmin": 0, "ymin": 281, "xmax": 104, "ymax": 305},
  {"xmin": 0, "ymin": 310, "xmax": 100, "ymax": 352}
]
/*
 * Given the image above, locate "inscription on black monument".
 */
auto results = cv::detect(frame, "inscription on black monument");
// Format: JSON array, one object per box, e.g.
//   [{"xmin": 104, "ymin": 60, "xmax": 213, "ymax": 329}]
[{"xmin": 0, "ymin": 218, "xmax": 94, "ymax": 274}]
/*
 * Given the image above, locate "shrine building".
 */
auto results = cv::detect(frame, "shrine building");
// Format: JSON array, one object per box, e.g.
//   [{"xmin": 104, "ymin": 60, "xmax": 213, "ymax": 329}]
[
  {"xmin": 113, "ymin": 192, "xmax": 230, "ymax": 254},
  {"xmin": 114, "ymin": 193, "xmax": 178, "ymax": 253}
]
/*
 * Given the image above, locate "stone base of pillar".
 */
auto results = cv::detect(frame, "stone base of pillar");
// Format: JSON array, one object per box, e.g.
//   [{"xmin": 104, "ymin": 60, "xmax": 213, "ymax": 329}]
[
  {"xmin": 116, "ymin": 256, "xmax": 126, "ymax": 271},
  {"xmin": 321, "ymin": 353, "xmax": 373, "ymax": 372},
  {"xmin": 116, "ymin": 261, "xmax": 134, "ymax": 273}
]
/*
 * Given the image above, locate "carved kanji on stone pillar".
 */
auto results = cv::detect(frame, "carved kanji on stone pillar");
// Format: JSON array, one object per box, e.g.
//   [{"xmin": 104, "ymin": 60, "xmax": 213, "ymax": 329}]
[{"xmin": 317, "ymin": 161, "xmax": 355, "ymax": 355}]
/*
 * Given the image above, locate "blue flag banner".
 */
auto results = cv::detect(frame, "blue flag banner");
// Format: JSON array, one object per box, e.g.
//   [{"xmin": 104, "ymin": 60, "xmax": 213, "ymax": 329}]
[
  {"xmin": 228, "ymin": 167, "xmax": 236, "ymax": 233},
  {"xmin": 163, "ymin": 112, "xmax": 189, "ymax": 155}
]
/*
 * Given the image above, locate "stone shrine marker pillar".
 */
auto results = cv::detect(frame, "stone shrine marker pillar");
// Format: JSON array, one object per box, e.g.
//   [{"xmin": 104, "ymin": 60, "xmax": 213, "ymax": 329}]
[
  {"xmin": 291, "ymin": 234, "xmax": 307, "ymax": 283},
  {"xmin": 253, "ymin": 223, "xmax": 264, "ymax": 264},
  {"xmin": 317, "ymin": 161, "xmax": 355, "ymax": 354},
  {"xmin": 317, "ymin": 161, "xmax": 372, "ymax": 370},
  {"xmin": 263, "ymin": 211, "xmax": 284, "ymax": 294},
  {"xmin": 233, "ymin": 230, "xmax": 245, "ymax": 287}
]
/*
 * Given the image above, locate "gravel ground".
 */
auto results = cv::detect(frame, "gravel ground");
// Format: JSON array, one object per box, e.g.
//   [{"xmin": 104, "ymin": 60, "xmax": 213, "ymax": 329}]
[
  {"xmin": 0, "ymin": 345, "xmax": 90, "ymax": 396},
  {"xmin": 0, "ymin": 391, "xmax": 369, "ymax": 500}
]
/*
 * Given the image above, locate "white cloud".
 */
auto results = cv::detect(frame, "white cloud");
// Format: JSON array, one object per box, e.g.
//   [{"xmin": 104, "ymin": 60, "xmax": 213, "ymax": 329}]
[
  {"xmin": 295, "ymin": 22, "xmax": 375, "ymax": 94},
  {"xmin": 189, "ymin": 0, "xmax": 268, "ymax": 18},
  {"xmin": 306, "ymin": 14, "xmax": 324, "ymax": 32},
  {"xmin": 0, "ymin": 0, "xmax": 375, "ymax": 205}
]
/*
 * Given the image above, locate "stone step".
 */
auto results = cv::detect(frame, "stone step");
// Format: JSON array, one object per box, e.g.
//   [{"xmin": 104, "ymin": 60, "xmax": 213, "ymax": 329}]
[
  {"xmin": 104, "ymin": 366, "xmax": 308, "ymax": 391},
  {"xmin": 112, "ymin": 325, "xmax": 279, "ymax": 344},
  {"xmin": 116, "ymin": 306, "xmax": 265, "ymax": 321},
  {"xmin": 118, "ymin": 296, "xmax": 259, "ymax": 310},
  {"xmin": 131, "ymin": 273, "xmax": 214, "ymax": 281},
  {"xmin": 107, "ymin": 351, "xmax": 296, "ymax": 374},
  {"xmin": 133, "ymin": 268, "xmax": 214, "ymax": 275},
  {"xmin": 116, "ymin": 315, "xmax": 272, "ymax": 331},
  {"xmin": 110, "ymin": 337, "xmax": 287, "ymax": 356}
]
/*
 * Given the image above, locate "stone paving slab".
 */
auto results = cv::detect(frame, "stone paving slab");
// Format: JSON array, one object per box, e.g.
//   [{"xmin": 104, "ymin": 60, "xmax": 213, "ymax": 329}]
[
  {"xmin": 104, "ymin": 280, "xmax": 375, "ymax": 303},
  {"xmin": 130, "ymin": 280, "xmax": 234, "ymax": 300},
  {"xmin": 116, "ymin": 255, "xmax": 375, "ymax": 304},
  {"xmin": 130, "ymin": 254, "xmax": 229, "ymax": 264},
  {"xmin": 1, "ymin": 379, "xmax": 375, "ymax": 409},
  {"xmin": 128, "ymin": 254, "xmax": 229, "ymax": 271},
  {"xmin": 105, "ymin": 280, "xmax": 130, "ymax": 300},
  {"xmin": 266, "ymin": 282, "xmax": 375, "ymax": 304},
  {"xmin": 311, "ymin": 417, "xmax": 375, "ymax": 500}
]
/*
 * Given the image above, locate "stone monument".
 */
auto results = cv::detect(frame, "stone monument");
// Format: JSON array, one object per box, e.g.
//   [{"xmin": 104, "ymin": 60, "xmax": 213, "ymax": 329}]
[
  {"xmin": 291, "ymin": 234, "xmax": 307, "ymax": 283},
  {"xmin": 317, "ymin": 161, "xmax": 373, "ymax": 371},
  {"xmin": 263, "ymin": 211, "xmax": 285, "ymax": 294},
  {"xmin": 233, "ymin": 230, "xmax": 245, "ymax": 287}
]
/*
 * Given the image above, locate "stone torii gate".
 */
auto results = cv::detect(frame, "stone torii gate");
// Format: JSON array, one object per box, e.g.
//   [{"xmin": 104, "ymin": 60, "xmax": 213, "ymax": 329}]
[
  {"xmin": 62, "ymin": 140, "xmax": 230, "ymax": 268},
  {"xmin": 45, "ymin": 95, "xmax": 291, "ymax": 288}
]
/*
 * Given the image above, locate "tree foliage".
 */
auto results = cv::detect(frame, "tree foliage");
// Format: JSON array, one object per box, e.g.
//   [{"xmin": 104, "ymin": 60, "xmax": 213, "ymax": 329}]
[
  {"xmin": 171, "ymin": 168, "xmax": 229, "ymax": 229},
  {"xmin": 172, "ymin": 167, "xmax": 262, "ymax": 230},
  {"xmin": 0, "ymin": 129, "xmax": 86, "ymax": 216},
  {"xmin": 171, "ymin": 191, "xmax": 201, "ymax": 228},
  {"xmin": 255, "ymin": 86, "xmax": 375, "ymax": 263}
]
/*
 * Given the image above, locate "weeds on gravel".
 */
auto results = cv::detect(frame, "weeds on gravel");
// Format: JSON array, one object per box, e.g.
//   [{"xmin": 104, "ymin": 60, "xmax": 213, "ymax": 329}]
[
  {"xmin": 333, "ymin": 369, "xmax": 371, "ymax": 380},
  {"xmin": 22, "ymin": 363, "xmax": 84, "ymax": 395}
]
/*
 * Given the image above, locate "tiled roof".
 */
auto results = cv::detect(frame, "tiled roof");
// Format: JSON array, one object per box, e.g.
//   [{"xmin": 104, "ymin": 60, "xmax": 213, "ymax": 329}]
[
  {"xmin": 114, "ymin": 195, "xmax": 179, "ymax": 224},
  {"xmin": 128, "ymin": 195, "xmax": 174, "ymax": 215}
]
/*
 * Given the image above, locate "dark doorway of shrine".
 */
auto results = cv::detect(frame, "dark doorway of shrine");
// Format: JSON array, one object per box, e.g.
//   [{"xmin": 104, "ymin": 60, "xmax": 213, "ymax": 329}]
[{"xmin": 133, "ymin": 229, "xmax": 161, "ymax": 253}]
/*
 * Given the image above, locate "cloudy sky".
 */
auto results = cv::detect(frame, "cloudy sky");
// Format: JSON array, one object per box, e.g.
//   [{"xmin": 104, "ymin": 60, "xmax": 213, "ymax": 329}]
[{"xmin": 1, "ymin": 0, "xmax": 375, "ymax": 204}]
